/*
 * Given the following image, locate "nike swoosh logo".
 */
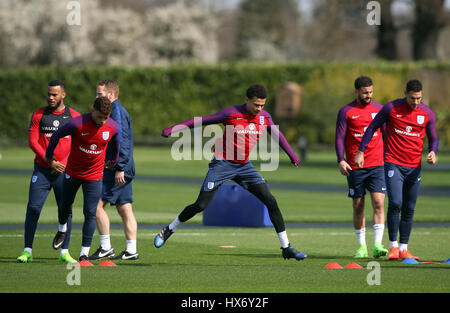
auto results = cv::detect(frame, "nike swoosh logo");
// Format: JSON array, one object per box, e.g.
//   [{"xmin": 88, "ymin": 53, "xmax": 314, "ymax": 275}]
[
  {"xmin": 121, "ymin": 254, "xmax": 137, "ymax": 260},
  {"xmin": 63, "ymin": 116, "xmax": 69, "ymax": 119},
  {"xmin": 351, "ymin": 116, "xmax": 359, "ymax": 119},
  {"xmin": 396, "ymin": 115, "xmax": 403, "ymax": 117},
  {"xmin": 81, "ymin": 133, "xmax": 89, "ymax": 136},
  {"xmin": 98, "ymin": 251, "xmax": 112, "ymax": 258}
]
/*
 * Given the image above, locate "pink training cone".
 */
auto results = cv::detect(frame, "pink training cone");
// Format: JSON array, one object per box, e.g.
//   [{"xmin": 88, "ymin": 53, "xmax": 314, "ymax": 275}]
[
  {"xmin": 344, "ymin": 262, "xmax": 363, "ymax": 269},
  {"xmin": 323, "ymin": 262, "xmax": 343, "ymax": 269},
  {"xmin": 98, "ymin": 260, "xmax": 117, "ymax": 267}
]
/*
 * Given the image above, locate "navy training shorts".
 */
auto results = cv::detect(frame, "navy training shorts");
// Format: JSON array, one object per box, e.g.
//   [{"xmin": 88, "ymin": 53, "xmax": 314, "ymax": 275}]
[
  {"xmin": 347, "ymin": 166, "xmax": 386, "ymax": 198},
  {"xmin": 201, "ymin": 157, "xmax": 265, "ymax": 192},
  {"xmin": 101, "ymin": 169, "xmax": 133, "ymax": 205}
]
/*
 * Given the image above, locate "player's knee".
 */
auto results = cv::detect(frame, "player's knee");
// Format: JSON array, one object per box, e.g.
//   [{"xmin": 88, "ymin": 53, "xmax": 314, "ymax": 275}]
[
  {"xmin": 27, "ymin": 204, "xmax": 42, "ymax": 217},
  {"xmin": 372, "ymin": 201, "xmax": 384, "ymax": 213},
  {"xmin": 388, "ymin": 198, "xmax": 402, "ymax": 211},
  {"xmin": 84, "ymin": 209, "xmax": 97, "ymax": 220},
  {"xmin": 194, "ymin": 201, "xmax": 207, "ymax": 212}
]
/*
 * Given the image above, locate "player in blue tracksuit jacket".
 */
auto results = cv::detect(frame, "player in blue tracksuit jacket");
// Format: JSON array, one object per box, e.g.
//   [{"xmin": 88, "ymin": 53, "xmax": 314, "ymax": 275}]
[{"xmin": 89, "ymin": 80, "xmax": 138, "ymax": 261}]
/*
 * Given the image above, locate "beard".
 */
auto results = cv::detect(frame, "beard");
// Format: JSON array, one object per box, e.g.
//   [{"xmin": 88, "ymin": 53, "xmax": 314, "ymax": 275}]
[
  {"xmin": 358, "ymin": 96, "xmax": 371, "ymax": 105},
  {"xmin": 48, "ymin": 98, "xmax": 62, "ymax": 108}
]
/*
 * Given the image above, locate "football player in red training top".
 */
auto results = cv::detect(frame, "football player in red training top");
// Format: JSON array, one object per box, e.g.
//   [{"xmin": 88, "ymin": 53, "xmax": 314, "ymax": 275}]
[
  {"xmin": 355, "ymin": 80, "xmax": 438, "ymax": 261},
  {"xmin": 46, "ymin": 96, "xmax": 120, "ymax": 262},
  {"xmin": 17, "ymin": 80, "xmax": 80, "ymax": 264},
  {"xmin": 154, "ymin": 84, "xmax": 307, "ymax": 261},
  {"xmin": 335, "ymin": 76, "xmax": 388, "ymax": 259}
]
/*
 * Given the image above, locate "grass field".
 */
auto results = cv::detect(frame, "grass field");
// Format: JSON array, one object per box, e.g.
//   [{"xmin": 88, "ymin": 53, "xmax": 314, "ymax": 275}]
[{"xmin": 0, "ymin": 146, "xmax": 449, "ymax": 295}]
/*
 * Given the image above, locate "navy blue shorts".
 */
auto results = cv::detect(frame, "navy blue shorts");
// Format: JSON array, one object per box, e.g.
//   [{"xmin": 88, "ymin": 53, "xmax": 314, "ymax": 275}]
[
  {"xmin": 101, "ymin": 169, "xmax": 133, "ymax": 205},
  {"xmin": 347, "ymin": 166, "xmax": 386, "ymax": 198},
  {"xmin": 201, "ymin": 157, "xmax": 265, "ymax": 192}
]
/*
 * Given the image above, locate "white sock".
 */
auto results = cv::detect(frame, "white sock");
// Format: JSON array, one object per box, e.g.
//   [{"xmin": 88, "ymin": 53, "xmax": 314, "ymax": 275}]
[
  {"xmin": 100, "ymin": 234, "xmax": 111, "ymax": 250},
  {"xmin": 169, "ymin": 217, "xmax": 181, "ymax": 231},
  {"xmin": 277, "ymin": 231, "xmax": 289, "ymax": 248},
  {"xmin": 24, "ymin": 247, "xmax": 32, "ymax": 255},
  {"xmin": 355, "ymin": 228, "xmax": 366, "ymax": 245},
  {"xmin": 60, "ymin": 249, "xmax": 68, "ymax": 256},
  {"xmin": 58, "ymin": 223, "xmax": 67, "ymax": 232},
  {"xmin": 399, "ymin": 243, "xmax": 408, "ymax": 252},
  {"xmin": 390, "ymin": 241, "xmax": 399, "ymax": 249},
  {"xmin": 80, "ymin": 246, "xmax": 90, "ymax": 257},
  {"xmin": 373, "ymin": 224, "xmax": 385, "ymax": 244},
  {"xmin": 126, "ymin": 240, "xmax": 137, "ymax": 254}
]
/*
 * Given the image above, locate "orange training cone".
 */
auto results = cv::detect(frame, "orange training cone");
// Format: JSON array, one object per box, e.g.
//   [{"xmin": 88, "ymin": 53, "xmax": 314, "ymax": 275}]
[
  {"xmin": 323, "ymin": 262, "xmax": 343, "ymax": 269},
  {"xmin": 98, "ymin": 260, "xmax": 117, "ymax": 266},
  {"xmin": 78, "ymin": 260, "xmax": 94, "ymax": 266},
  {"xmin": 344, "ymin": 262, "xmax": 363, "ymax": 269}
]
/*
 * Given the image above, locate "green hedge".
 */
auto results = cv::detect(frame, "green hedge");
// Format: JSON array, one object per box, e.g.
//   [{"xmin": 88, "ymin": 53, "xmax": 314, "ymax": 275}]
[{"xmin": 1, "ymin": 62, "xmax": 449, "ymax": 147}]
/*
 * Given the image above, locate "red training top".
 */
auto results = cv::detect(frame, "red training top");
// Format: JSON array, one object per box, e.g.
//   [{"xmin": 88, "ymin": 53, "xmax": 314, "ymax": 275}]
[
  {"xmin": 28, "ymin": 106, "xmax": 80, "ymax": 168},
  {"xmin": 46, "ymin": 113, "xmax": 120, "ymax": 180}
]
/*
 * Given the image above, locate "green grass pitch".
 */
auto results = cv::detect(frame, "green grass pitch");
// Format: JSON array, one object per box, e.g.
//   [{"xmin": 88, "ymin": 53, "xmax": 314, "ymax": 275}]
[{"xmin": 0, "ymin": 147, "xmax": 449, "ymax": 294}]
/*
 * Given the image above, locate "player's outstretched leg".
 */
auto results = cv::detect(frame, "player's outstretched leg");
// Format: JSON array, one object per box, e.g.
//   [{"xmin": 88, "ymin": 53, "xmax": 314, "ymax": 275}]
[
  {"xmin": 154, "ymin": 225, "xmax": 174, "ymax": 248},
  {"xmin": 154, "ymin": 190, "xmax": 217, "ymax": 248}
]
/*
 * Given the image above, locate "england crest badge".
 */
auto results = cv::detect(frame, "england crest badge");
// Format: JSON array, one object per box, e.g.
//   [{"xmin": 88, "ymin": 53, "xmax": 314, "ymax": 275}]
[
  {"xmin": 417, "ymin": 115, "xmax": 425, "ymax": 125},
  {"xmin": 260, "ymin": 116, "xmax": 265, "ymax": 125},
  {"xmin": 102, "ymin": 131, "xmax": 110, "ymax": 140}
]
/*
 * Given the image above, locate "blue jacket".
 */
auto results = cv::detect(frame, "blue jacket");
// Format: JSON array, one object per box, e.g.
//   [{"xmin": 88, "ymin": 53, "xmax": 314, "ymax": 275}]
[{"xmin": 106, "ymin": 99, "xmax": 135, "ymax": 179}]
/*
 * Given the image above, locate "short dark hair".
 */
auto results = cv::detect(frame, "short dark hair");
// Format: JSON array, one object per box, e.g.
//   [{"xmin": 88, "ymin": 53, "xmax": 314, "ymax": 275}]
[
  {"xmin": 354, "ymin": 76, "xmax": 373, "ymax": 90},
  {"xmin": 246, "ymin": 84, "xmax": 267, "ymax": 99},
  {"xmin": 48, "ymin": 79, "xmax": 65, "ymax": 91},
  {"xmin": 406, "ymin": 79, "xmax": 422, "ymax": 93},
  {"xmin": 93, "ymin": 96, "xmax": 112, "ymax": 115}
]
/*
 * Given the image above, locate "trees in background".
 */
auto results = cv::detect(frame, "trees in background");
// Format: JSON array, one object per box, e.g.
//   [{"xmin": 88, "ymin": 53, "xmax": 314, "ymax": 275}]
[
  {"xmin": 0, "ymin": 0, "xmax": 217, "ymax": 67},
  {"xmin": 0, "ymin": 0, "xmax": 449, "ymax": 67}
]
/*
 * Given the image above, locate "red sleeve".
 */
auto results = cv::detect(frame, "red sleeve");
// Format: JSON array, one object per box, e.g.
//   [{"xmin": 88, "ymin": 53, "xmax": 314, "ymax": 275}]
[
  {"xmin": 28, "ymin": 109, "xmax": 46, "ymax": 161},
  {"xmin": 69, "ymin": 108, "xmax": 81, "ymax": 118}
]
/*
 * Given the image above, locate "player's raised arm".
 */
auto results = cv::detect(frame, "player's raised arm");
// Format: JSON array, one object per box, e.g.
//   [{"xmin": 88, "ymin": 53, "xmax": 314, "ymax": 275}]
[
  {"xmin": 266, "ymin": 116, "xmax": 300, "ymax": 167},
  {"xmin": 161, "ymin": 109, "xmax": 230, "ymax": 137}
]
